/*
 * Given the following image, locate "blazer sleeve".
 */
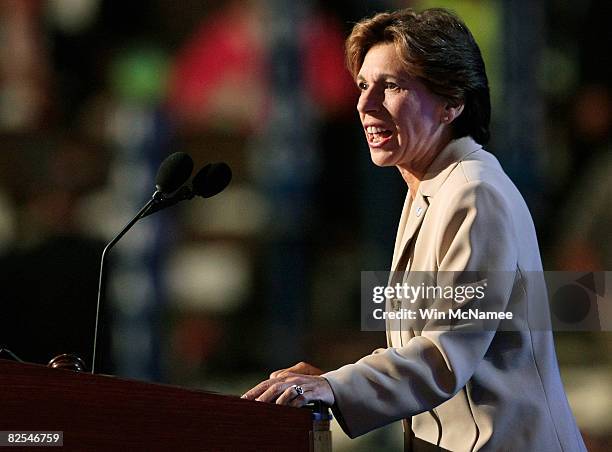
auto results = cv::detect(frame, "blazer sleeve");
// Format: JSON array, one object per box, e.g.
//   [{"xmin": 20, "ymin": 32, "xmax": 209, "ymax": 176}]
[{"xmin": 322, "ymin": 181, "xmax": 520, "ymax": 438}]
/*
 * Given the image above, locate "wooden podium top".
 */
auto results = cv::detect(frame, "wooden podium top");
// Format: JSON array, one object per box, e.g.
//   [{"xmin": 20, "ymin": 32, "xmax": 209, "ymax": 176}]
[{"xmin": 0, "ymin": 359, "xmax": 314, "ymax": 451}]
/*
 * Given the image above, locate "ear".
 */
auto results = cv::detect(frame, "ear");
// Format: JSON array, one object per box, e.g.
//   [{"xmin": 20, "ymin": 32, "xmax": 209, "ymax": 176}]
[{"xmin": 441, "ymin": 102, "xmax": 464, "ymax": 124}]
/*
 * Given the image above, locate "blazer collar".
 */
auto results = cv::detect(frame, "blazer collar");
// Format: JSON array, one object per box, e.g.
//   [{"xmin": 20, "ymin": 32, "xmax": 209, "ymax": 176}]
[{"xmin": 419, "ymin": 136, "xmax": 482, "ymax": 198}]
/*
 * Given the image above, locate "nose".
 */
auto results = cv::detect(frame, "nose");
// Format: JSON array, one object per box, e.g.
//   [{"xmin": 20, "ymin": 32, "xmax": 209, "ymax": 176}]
[{"xmin": 357, "ymin": 87, "xmax": 382, "ymax": 114}]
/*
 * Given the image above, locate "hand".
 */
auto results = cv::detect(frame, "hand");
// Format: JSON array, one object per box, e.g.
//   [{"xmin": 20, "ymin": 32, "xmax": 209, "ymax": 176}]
[
  {"xmin": 242, "ymin": 362, "xmax": 334, "ymax": 408},
  {"xmin": 269, "ymin": 361, "xmax": 323, "ymax": 378}
]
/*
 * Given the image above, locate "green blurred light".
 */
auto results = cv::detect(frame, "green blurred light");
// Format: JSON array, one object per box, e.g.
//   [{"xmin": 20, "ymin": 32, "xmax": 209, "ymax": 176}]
[{"xmin": 109, "ymin": 46, "xmax": 169, "ymax": 105}]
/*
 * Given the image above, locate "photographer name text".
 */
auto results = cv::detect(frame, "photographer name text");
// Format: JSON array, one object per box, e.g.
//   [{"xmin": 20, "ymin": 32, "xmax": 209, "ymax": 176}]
[{"xmin": 371, "ymin": 307, "xmax": 513, "ymax": 320}]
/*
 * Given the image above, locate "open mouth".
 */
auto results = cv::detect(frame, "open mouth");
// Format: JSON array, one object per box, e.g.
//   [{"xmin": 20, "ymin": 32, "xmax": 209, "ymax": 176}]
[{"xmin": 366, "ymin": 126, "xmax": 393, "ymax": 144}]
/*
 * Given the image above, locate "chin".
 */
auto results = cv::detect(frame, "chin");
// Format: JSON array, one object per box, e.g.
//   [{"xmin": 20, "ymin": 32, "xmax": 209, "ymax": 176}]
[{"xmin": 369, "ymin": 148, "xmax": 398, "ymax": 167}]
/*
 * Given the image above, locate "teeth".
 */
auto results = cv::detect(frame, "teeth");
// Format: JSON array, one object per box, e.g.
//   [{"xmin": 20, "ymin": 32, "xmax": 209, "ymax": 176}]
[{"xmin": 366, "ymin": 126, "xmax": 387, "ymax": 133}]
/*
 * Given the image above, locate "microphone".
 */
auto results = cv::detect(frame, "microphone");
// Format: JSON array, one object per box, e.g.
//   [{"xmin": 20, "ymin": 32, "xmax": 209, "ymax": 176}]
[
  {"xmin": 155, "ymin": 152, "xmax": 194, "ymax": 194},
  {"xmin": 192, "ymin": 162, "xmax": 232, "ymax": 198},
  {"xmin": 91, "ymin": 152, "xmax": 193, "ymax": 374},
  {"xmin": 141, "ymin": 162, "xmax": 233, "ymax": 218}
]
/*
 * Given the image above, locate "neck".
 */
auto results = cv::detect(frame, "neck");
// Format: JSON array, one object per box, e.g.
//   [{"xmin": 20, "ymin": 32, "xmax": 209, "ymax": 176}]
[
  {"xmin": 397, "ymin": 167, "xmax": 421, "ymax": 199},
  {"xmin": 397, "ymin": 135, "xmax": 452, "ymax": 199}
]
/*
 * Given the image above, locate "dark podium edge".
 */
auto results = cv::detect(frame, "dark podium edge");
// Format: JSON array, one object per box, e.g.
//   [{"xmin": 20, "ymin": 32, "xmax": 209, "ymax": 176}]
[{"xmin": 0, "ymin": 359, "xmax": 329, "ymax": 451}]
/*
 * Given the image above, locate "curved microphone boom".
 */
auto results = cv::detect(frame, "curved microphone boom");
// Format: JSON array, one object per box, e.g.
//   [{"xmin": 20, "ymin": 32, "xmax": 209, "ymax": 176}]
[{"xmin": 91, "ymin": 152, "xmax": 193, "ymax": 374}]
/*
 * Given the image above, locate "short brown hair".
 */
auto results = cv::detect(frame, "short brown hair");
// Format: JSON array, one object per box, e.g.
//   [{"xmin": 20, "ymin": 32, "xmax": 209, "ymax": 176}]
[{"xmin": 346, "ymin": 8, "xmax": 491, "ymax": 144}]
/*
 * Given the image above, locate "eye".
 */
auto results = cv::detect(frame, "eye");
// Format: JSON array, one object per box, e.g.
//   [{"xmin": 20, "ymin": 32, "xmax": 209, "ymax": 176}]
[
  {"xmin": 357, "ymin": 81, "xmax": 368, "ymax": 91},
  {"xmin": 385, "ymin": 82, "xmax": 400, "ymax": 91}
]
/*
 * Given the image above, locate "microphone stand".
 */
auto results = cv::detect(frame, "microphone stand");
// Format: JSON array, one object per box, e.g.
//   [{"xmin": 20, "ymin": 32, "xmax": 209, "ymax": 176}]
[{"xmin": 91, "ymin": 191, "xmax": 164, "ymax": 374}]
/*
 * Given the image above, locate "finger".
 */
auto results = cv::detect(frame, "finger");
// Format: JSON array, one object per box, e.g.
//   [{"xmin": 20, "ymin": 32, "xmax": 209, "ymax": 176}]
[
  {"xmin": 270, "ymin": 363, "xmax": 305, "ymax": 378},
  {"xmin": 276, "ymin": 378, "xmax": 334, "ymax": 406},
  {"xmin": 270, "ymin": 368, "xmax": 290, "ymax": 379},
  {"xmin": 287, "ymin": 394, "xmax": 308, "ymax": 408},
  {"xmin": 256, "ymin": 381, "xmax": 296, "ymax": 403},
  {"xmin": 297, "ymin": 361, "xmax": 323, "ymax": 375},
  {"xmin": 241, "ymin": 379, "xmax": 276, "ymax": 400},
  {"xmin": 270, "ymin": 370, "xmax": 300, "ymax": 381},
  {"xmin": 271, "ymin": 361, "xmax": 317, "ymax": 378},
  {"xmin": 276, "ymin": 385, "xmax": 308, "ymax": 406}
]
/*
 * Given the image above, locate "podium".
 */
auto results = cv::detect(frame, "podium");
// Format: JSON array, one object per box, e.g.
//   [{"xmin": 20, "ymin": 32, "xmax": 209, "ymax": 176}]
[{"xmin": 0, "ymin": 359, "xmax": 331, "ymax": 451}]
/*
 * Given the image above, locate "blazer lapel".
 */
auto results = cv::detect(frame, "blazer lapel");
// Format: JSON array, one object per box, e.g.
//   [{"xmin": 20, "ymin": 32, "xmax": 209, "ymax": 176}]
[{"xmin": 392, "ymin": 192, "xmax": 429, "ymax": 271}]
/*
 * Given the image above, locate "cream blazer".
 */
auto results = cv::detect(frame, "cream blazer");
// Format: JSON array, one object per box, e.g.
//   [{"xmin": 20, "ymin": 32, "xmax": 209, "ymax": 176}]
[{"xmin": 323, "ymin": 137, "xmax": 586, "ymax": 451}]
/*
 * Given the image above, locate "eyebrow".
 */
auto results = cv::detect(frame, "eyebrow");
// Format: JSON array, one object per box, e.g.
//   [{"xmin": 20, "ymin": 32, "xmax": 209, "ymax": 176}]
[{"xmin": 356, "ymin": 73, "xmax": 408, "ymax": 83}]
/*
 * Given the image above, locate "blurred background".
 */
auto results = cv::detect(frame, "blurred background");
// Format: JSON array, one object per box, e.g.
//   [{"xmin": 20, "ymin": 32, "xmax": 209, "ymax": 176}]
[{"xmin": 0, "ymin": 0, "xmax": 609, "ymax": 450}]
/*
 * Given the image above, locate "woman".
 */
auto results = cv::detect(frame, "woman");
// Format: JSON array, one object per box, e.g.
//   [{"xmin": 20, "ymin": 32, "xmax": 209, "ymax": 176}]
[{"xmin": 243, "ymin": 8, "xmax": 586, "ymax": 451}]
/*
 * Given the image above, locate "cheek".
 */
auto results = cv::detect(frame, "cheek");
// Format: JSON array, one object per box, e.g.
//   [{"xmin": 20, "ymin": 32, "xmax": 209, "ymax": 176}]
[
  {"xmin": 399, "ymin": 104, "xmax": 437, "ymax": 138},
  {"xmin": 394, "ymin": 98, "xmax": 421, "ymax": 132},
  {"xmin": 418, "ymin": 96, "xmax": 444, "ymax": 127},
  {"xmin": 395, "ymin": 107, "xmax": 418, "ymax": 140}
]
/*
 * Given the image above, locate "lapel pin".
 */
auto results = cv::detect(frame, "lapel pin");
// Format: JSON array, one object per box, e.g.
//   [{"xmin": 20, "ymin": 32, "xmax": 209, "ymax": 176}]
[{"xmin": 416, "ymin": 206, "xmax": 423, "ymax": 217}]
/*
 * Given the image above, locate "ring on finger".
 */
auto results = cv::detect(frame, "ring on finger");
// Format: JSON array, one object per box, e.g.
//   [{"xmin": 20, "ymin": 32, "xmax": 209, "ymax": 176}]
[{"xmin": 291, "ymin": 384, "xmax": 304, "ymax": 396}]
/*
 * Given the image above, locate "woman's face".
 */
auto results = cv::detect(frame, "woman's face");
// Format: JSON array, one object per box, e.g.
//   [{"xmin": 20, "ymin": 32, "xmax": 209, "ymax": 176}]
[{"xmin": 357, "ymin": 43, "xmax": 449, "ymax": 173}]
